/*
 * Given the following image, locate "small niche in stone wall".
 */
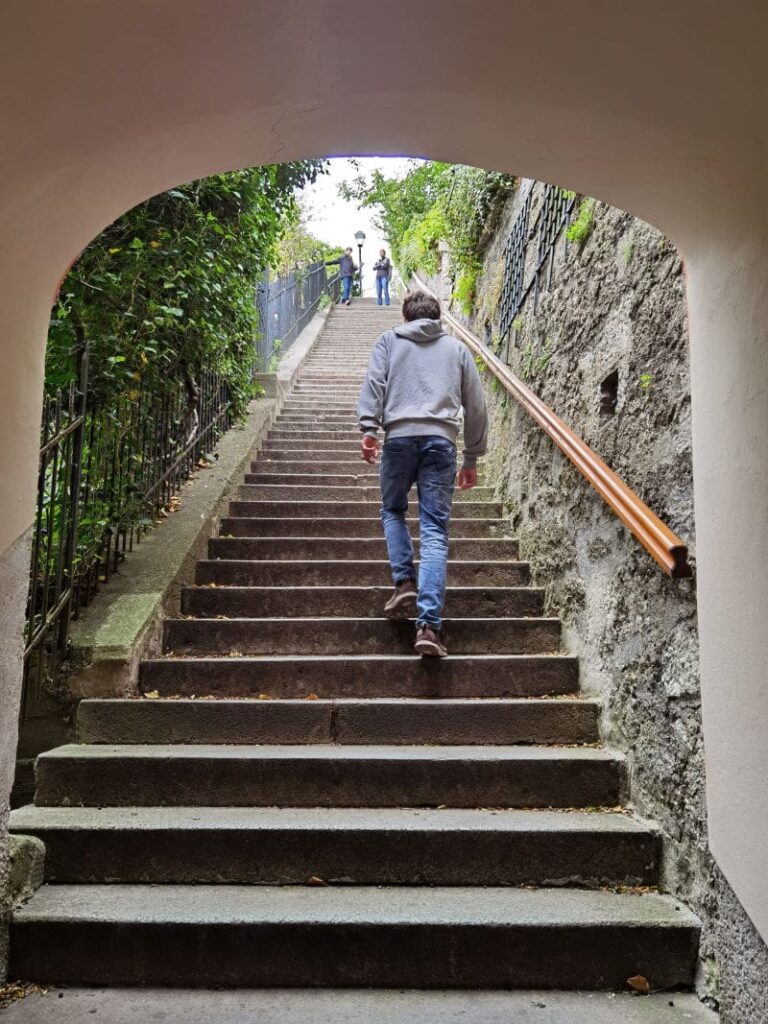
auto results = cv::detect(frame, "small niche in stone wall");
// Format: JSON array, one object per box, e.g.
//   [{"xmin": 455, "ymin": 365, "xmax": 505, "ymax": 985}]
[{"xmin": 600, "ymin": 369, "xmax": 619, "ymax": 417}]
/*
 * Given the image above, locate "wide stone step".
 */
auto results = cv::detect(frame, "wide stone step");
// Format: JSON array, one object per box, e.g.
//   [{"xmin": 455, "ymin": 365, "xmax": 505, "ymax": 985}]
[
  {"xmin": 237, "ymin": 484, "xmax": 496, "ymax": 501},
  {"xmin": 283, "ymin": 394, "xmax": 360, "ymax": 402},
  {"xmin": 254, "ymin": 449, "xmax": 468, "ymax": 464},
  {"xmin": 139, "ymin": 653, "xmax": 577, "ymax": 698},
  {"xmin": 218, "ymin": 517, "xmax": 506, "ymax": 538},
  {"xmin": 248, "ymin": 467, "xmax": 485, "ymax": 483},
  {"xmin": 281, "ymin": 404, "xmax": 360, "ymax": 414},
  {"xmin": 253, "ymin": 458, "xmax": 476, "ymax": 472},
  {"xmin": 227, "ymin": 500, "xmax": 502, "ymax": 518},
  {"xmin": 272, "ymin": 420, "xmax": 363, "ymax": 430},
  {"xmin": 196, "ymin": 559, "xmax": 530, "ymax": 587},
  {"xmin": 10, "ymin": 884, "xmax": 699, "ymax": 988},
  {"xmin": 252, "ymin": 459, "xmax": 380, "ymax": 473},
  {"xmin": 10, "ymin": 806, "xmax": 658, "ymax": 887},
  {"xmin": 296, "ymin": 367, "xmax": 369, "ymax": 374},
  {"xmin": 278, "ymin": 403, "xmax": 362, "ymax": 411},
  {"xmin": 267, "ymin": 430, "xmax": 368, "ymax": 440},
  {"xmin": 291, "ymin": 388, "xmax": 362, "ymax": 396},
  {"xmin": 75, "ymin": 697, "xmax": 599, "ymax": 745},
  {"xmin": 299, "ymin": 371, "xmax": 366, "ymax": 379},
  {"xmin": 208, "ymin": 536, "xmax": 517, "ymax": 561},
  {"xmin": 275, "ymin": 408, "xmax": 361, "ymax": 416},
  {"xmin": 163, "ymin": 616, "xmax": 561, "ymax": 656},
  {"xmin": 181, "ymin": 585, "xmax": 543, "ymax": 618},
  {"xmin": 258, "ymin": 450, "xmax": 475, "ymax": 464},
  {"xmin": 277, "ymin": 406, "xmax": 361, "ymax": 413},
  {"xmin": 246, "ymin": 472, "xmax": 387, "ymax": 486},
  {"xmin": 34, "ymin": 744, "xmax": 623, "ymax": 808},
  {"xmin": 260, "ymin": 443, "xmax": 380, "ymax": 454},
  {"xmin": 251, "ymin": 457, "xmax": 469, "ymax": 473},
  {"xmin": 284, "ymin": 401, "xmax": 360, "ymax": 409}
]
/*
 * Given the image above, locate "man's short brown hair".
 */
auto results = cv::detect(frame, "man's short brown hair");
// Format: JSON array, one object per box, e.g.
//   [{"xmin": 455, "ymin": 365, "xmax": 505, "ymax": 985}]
[{"xmin": 402, "ymin": 290, "xmax": 441, "ymax": 322}]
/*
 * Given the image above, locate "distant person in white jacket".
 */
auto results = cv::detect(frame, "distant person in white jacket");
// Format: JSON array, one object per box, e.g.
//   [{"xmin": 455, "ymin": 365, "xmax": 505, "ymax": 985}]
[{"xmin": 357, "ymin": 289, "xmax": 489, "ymax": 657}]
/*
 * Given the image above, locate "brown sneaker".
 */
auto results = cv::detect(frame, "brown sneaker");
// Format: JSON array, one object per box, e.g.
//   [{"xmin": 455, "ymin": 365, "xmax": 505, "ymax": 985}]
[
  {"xmin": 414, "ymin": 624, "xmax": 448, "ymax": 658},
  {"xmin": 384, "ymin": 579, "xmax": 417, "ymax": 615}
]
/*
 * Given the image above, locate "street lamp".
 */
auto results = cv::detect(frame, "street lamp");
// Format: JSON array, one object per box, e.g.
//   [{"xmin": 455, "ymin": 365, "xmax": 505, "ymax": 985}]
[{"xmin": 354, "ymin": 230, "xmax": 366, "ymax": 296}]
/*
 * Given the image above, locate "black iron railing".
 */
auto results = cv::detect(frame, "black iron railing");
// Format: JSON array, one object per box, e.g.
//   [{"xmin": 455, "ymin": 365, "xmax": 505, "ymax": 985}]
[
  {"xmin": 21, "ymin": 347, "xmax": 232, "ymax": 726},
  {"xmin": 499, "ymin": 184, "xmax": 578, "ymax": 353},
  {"xmin": 254, "ymin": 260, "xmax": 340, "ymax": 371}
]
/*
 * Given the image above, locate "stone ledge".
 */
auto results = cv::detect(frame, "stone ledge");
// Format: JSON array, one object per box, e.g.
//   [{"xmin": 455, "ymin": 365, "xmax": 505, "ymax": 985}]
[
  {"xmin": 66, "ymin": 307, "xmax": 330, "ymax": 699},
  {"xmin": 7, "ymin": 834, "xmax": 45, "ymax": 910}
]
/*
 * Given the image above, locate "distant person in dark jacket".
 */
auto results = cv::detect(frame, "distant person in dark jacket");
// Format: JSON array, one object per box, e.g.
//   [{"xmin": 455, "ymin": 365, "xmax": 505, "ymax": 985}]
[
  {"xmin": 326, "ymin": 247, "xmax": 357, "ymax": 306},
  {"xmin": 373, "ymin": 249, "xmax": 392, "ymax": 306}
]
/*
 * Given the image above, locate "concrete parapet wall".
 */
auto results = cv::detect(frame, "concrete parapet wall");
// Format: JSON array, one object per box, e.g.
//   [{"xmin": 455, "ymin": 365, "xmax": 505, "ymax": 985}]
[{"xmin": 66, "ymin": 306, "xmax": 330, "ymax": 699}]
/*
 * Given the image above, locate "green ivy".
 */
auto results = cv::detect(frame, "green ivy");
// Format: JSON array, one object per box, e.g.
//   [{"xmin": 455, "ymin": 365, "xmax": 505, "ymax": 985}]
[
  {"xmin": 566, "ymin": 197, "xmax": 596, "ymax": 248},
  {"xmin": 453, "ymin": 261, "xmax": 480, "ymax": 315},
  {"xmin": 339, "ymin": 160, "xmax": 514, "ymax": 291},
  {"xmin": 48, "ymin": 161, "xmax": 327, "ymax": 417},
  {"xmin": 399, "ymin": 204, "xmax": 449, "ymax": 278}
]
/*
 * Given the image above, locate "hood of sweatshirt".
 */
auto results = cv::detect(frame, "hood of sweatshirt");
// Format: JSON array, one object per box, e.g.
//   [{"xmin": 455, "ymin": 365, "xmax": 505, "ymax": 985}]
[{"xmin": 393, "ymin": 318, "xmax": 445, "ymax": 344}]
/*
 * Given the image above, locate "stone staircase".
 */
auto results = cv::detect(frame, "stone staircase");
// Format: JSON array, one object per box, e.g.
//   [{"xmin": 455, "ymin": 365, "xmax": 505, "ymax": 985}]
[{"xmin": 9, "ymin": 300, "xmax": 702, "ymax": 996}]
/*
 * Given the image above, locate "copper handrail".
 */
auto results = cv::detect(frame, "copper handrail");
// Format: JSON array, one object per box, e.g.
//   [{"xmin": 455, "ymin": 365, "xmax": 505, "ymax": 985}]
[{"xmin": 413, "ymin": 274, "xmax": 691, "ymax": 578}]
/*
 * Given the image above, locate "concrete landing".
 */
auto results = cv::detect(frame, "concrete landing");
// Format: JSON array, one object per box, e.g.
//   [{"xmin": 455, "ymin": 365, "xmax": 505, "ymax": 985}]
[{"xmin": 0, "ymin": 988, "xmax": 718, "ymax": 1023}]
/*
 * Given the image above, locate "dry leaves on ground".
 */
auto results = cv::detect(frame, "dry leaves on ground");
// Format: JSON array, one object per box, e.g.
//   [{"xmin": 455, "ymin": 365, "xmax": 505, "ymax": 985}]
[{"xmin": 627, "ymin": 974, "xmax": 651, "ymax": 994}]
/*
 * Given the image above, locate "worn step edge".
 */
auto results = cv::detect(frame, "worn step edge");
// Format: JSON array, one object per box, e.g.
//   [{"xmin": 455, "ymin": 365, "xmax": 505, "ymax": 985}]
[
  {"xmin": 161, "ymin": 616, "xmax": 562, "ymax": 656},
  {"xmin": 216, "ymin": 518, "xmax": 508, "ymax": 538},
  {"xmin": 226, "ymin": 502, "xmax": 503, "ymax": 518},
  {"xmin": 138, "ymin": 653, "xmax": 578, "ymax": 698},
  {"xmin": 10, "ymin": 885, "xmax": 699, "ymax": 989},
  {"xmin": 74, "ymin": 696, "xmax": 598, "ymax": 745},
  {"xmin": 9, "ymin": 806, "xmax": 659, "ymax": 887},
  {"xmin": 180, "ymin": 585, "xmax": 543, "ymax": 618},
  {"xmin": 33, "ymin": 743, "xmax": 623, "ymax": 809}
]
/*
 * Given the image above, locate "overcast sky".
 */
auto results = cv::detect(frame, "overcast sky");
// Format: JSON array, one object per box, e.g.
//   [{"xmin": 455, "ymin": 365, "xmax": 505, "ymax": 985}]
[{"xmin": 301, "ymin": 157, "xmax": 414, "ymax": 295}]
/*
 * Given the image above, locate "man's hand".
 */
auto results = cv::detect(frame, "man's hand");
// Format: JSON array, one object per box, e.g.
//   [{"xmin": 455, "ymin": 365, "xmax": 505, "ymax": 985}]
[
  {"xmin": 361, "ymin": 435, "xmax": 380, "ymax": 464},
  {"xmin": 457, "ymin": 467, "xmax": 478, "ymax": 490}
]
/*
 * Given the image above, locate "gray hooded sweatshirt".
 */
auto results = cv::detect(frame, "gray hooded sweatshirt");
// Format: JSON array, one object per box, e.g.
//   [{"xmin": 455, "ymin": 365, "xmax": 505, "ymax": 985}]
[{"xmin": 357, "ymin": 318, "xmax": 489, "ymax": 469}]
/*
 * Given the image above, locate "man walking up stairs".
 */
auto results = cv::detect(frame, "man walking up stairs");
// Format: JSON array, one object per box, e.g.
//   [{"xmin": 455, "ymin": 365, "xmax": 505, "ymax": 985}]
[
  {"xmin": 357, "ymin": 289, "xmax": 488, "ymax": 657},
  {"xmin": 6, "ymin": 298, "xmax": 710, "ymax": 1021}
]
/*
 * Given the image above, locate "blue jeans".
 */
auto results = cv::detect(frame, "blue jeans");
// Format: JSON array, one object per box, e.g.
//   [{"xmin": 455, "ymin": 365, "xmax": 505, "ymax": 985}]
[
  {"xmin": 341, "ymin": 275, "xmax": 353, "ymax": 302},
  {"xmin": 379, "ymin": 436, "xmax": 457, "ymax": 629},
  {"xmin": 376, "ymin": 276, "xmax": 390, "ymax": 305}
]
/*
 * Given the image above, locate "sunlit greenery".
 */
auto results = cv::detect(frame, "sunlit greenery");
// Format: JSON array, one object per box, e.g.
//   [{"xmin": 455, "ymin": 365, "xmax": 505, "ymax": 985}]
[
  {"xmin": 271, "ymin": 207, "xmax": 341, "ymax": 278},
  {"xmin": 339, "ymin": 160, "xmax": 514, "ymax": 312},
  {"xmin": 48, "ymin": 161, "xmax": 327, "ymax": 416}
]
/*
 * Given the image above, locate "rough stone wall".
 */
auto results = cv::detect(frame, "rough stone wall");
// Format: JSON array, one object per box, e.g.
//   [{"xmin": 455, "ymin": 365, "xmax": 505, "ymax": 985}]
[{"xmin": 437, "ymin": 179, "xmax": 768, "ymax": 1022}]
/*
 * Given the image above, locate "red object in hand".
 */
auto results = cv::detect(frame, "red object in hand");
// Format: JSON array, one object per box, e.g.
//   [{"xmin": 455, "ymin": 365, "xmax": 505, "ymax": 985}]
[
  {"xmin": 457, "ymin": 467, "xmax": 477, "ymax": 490},
  {"xmin": 361, "ymin": 435, "xmax": 380, "ymax": 464}
]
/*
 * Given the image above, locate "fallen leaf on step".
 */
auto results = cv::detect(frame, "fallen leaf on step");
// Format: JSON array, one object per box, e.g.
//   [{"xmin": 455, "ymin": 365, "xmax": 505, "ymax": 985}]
[
  {"xmin": 307, "ymin": 876, "xmax": 328, "ymax": 886},
  {"xmin": 305, "ymin": 693, "xmax": 319, "ymax": 700},
  {"xmin": 258, "ymin": 693, "xmax": 272, "ymax": 700},
  {"xmin": 144, "ymin": 690, "xmax": 159, "ymax": 700},
  {"xmin": 627, "ymin": 975, "xmax": 650, "ymax": 994}
]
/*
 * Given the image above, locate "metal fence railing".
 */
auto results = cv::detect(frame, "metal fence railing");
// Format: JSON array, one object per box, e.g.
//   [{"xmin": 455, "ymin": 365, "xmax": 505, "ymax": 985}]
[
  {"xmin": 499, "ymin": 183, "xmax": 578, "ymax": 354},
  {"xmin": 19, "ymin": 258, "xmax": 339, "ymax": 745},
  {"xmin": 254, "ymin": 260, "xmax": 341, "ymax": 371},
  {"xmin": 21, "ymin": 347, "xmax": 232, "ymax": 731}
]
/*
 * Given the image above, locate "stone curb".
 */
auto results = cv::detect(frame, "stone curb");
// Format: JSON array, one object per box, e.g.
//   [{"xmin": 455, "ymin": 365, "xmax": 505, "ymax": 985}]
[{"xmin": 66, "ymin": 306, "xmax": 332, "ymax": 699}]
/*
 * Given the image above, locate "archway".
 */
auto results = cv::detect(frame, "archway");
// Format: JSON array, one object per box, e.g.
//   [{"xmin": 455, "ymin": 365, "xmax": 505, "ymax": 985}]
[{"xmin": 1, "ymin": 0, "xmax": 767, "ymax": 955}]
